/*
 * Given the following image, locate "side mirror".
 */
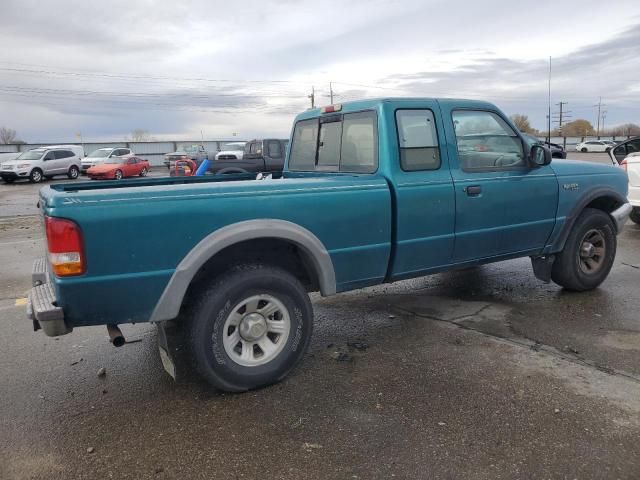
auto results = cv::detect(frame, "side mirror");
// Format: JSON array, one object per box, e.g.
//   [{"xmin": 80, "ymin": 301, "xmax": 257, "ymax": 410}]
[{"xmin": 530, "ymin": 144, "xmax": 552, "ymax": 167}]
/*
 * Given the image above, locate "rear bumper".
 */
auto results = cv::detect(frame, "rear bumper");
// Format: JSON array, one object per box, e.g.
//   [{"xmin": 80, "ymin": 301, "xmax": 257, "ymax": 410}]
[
  {"xmin": 611, "ymin": 203, "xmax": 633, "ymax": 233},
  {"xmin": 27, "ymin": 258, "xmax": 72, "ymax": 337}
]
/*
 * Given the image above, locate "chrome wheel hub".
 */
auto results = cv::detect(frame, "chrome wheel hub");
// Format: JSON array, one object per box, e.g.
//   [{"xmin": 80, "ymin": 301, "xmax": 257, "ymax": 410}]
[
  {"xmin": 238, "ymin": 313, "xmax": 267, "ymax": 342},
  {"xmin": 578, "ymin": 229, "xmax": 606, "ymax": 274},
  {"xmin": 221, "ymin": 294, "xmax": 291, "ymax": 367}
]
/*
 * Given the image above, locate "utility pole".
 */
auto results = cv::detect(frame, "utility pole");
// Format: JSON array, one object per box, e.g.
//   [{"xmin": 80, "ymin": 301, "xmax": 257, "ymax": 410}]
[
  {"xmin": 601, "ymin": 110, "xmax": 607, "ymax": 136},
  {"xmin": 308, "ymin": 86, "xmax": 315, "ymax": 109},
  {"xmin": 552, "ymin": 101, "xmax": 572, "ymax": 150},
  {"xmin": 593, "ymin": 97, "xmax": 606, "ymax": 138},
  {"xmin": 324, "ymin": 82, "xmax": 337, "ymax": 105},
  {"xmin": 547, "ymin": 56, "xmax": 552, "ymax": 144}
]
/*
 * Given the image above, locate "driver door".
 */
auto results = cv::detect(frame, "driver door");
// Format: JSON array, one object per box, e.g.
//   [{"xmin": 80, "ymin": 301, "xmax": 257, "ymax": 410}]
[{"xmin": 440, "ymin": 106, "xmax": 558, "ymax": 262}]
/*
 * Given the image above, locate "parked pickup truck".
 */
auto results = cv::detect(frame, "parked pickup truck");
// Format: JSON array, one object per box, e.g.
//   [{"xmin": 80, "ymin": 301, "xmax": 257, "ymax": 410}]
[
  {"xmin": 28, "ymin": 98, "xmax": 631, "ymax": 393},
  {"xmin": 163, "ymin": 144, "xmax": 209, "ymax": 169},
  {"xmin": 209, "ymin": 139, "xmax": 288, "ymax": 175}
]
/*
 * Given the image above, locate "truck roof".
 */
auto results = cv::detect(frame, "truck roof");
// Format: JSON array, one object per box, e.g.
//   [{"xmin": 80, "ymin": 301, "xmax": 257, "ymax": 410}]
[{"xmin": 294, "ymin": 97, "xmax": 497, "ymax": 122}]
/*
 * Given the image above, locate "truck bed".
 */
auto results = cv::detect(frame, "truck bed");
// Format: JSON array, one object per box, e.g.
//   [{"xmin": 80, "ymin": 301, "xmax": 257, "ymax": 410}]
[{"xmin": 40, "ymin": 172, "xmax": 392, "ymax": 327}]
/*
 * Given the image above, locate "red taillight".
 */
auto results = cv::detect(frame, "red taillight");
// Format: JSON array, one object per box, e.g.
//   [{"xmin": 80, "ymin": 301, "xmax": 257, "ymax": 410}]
[
  {"xmin": 45, "ymin": 216, "xmax": 85, "ymax": 276},
  {"xmin": 620, "ymin": 159, "xmax": 628, "ymax": 172}
]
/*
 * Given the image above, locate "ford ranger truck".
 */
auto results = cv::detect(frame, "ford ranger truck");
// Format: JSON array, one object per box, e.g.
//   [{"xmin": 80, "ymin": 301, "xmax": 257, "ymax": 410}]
[{"xmin": 28, "ymin": 98, "xmax": 631, "ymax": 392}]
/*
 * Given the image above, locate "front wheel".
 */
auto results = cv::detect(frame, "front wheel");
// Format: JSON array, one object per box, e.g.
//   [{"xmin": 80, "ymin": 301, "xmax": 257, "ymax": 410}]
[
  {"xmin": 185, "ymin": 264, "xmax": 314, "ymax": 392},
  {"xmin": 139, "ymin": 167, "xmax": 148, "ymax": 177},
  {"xmin": 114, "ymin": 169, "xmax": 123, "ymax": 180},
  {"xmin": 581, "ymin": 147, "xmax": 588, "ymax": 153},
  {"xmin": 67, "ymin": 165, "xmax": 79, "ymax": 179},
  {"xmin": 29, "ymin": 168, "xmax": 43, "ymax": 183},
  {"xmin": 551, "ymin": 208, "xmax": 616, "ymax": 291},
  {"xmin": 630, "ymin": 207, "xmax": 640, "ymax": 225}
]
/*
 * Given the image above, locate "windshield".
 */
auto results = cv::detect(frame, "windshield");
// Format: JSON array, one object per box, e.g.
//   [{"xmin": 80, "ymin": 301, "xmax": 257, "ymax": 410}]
[
  {"xmin": 87, "ymin": 149, "xmax": 112, "ymax": 158},
  {"xmin": 182, "ymin": 145, "xmax": 199, "ymax": 153},
  {"xmin": 17, "ymin": 150, "xmax": 45, "ymax": 160}
]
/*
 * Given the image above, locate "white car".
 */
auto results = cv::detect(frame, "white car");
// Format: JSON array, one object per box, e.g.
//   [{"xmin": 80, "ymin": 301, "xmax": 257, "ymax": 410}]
[
  {"xmin": 575, "ymin": 140, "xmax": 612, "ymax": 153},
  {"xmin": 81, "ymin": 147, "xmax": 134, "ymax": 173},
  {"xmin": 620, "ymin": 153, "xmax": 640, "ymax": 224},
  {"xmin": 215, "ymin": 142, "xmax": 246, "ymax": 161},
  {"xmin": 0, "ymin": 145, "xmax": 84, "ymax": 183}
]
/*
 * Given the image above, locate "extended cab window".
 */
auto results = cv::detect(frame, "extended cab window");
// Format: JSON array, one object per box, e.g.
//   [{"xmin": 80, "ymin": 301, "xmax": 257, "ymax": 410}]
[
  {"xmin": 289, "ymin": 111, "xmax": 377, "ymax": 173},
  {"xmin": 452, "ymin": 110, "xmax": 524, "ymax": 170},
  {"xmin": 267, "ymin": 140, "xmax": 282, "ymax": 158},
  {"xmin": 396, "ymin": 109, "xmax": 440, "ymax": 171}
]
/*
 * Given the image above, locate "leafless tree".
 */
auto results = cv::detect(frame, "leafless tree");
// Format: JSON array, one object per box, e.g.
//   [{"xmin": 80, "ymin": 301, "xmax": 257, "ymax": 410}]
[
  {"xmin": 127, "ymin": 129, "xmax": 153, "ymax": 142},
  {"xmin": 0, "ymin": 127, "xmax": 18, "ymax": 144}
]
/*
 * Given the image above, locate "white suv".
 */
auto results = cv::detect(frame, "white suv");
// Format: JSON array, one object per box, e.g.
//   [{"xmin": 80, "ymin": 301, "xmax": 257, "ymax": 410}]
[
  {"xmin": 82, "ymin": 147, "xmax": 134, "ymax": 173},
  {"xmin": 0, "ymin": 145, "xmax": 84, "ymax": 183}
]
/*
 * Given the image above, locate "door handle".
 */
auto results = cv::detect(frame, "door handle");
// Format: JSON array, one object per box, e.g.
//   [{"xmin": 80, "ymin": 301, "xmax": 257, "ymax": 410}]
[{"xmin": 464, "ymin": 185, "xmax": 482, "ymax": 196}]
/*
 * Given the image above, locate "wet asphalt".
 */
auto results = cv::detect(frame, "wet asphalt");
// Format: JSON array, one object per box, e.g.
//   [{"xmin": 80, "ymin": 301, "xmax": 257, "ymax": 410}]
[{"xmin": 1, "ymin": 153, "xmax": 639, "ymax": 479}]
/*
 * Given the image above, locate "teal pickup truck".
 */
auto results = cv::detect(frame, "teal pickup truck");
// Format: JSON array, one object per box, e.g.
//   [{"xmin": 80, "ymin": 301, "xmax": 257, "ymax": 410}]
[{"xmin": 28, "ymin": 98, "xmax": 631, "ymax": 392}]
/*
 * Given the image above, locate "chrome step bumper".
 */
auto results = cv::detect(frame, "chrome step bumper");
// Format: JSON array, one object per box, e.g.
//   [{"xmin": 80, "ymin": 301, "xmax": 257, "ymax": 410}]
[{"xmin": 27, "ymin": 258, "xmax": 72, "ymax": 337}]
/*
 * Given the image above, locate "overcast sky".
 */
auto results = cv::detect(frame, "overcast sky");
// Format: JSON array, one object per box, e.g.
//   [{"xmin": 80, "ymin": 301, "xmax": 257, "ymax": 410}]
[{"xmin": 1, "ymin": 0, "xmax": 639, "ymax": 142}]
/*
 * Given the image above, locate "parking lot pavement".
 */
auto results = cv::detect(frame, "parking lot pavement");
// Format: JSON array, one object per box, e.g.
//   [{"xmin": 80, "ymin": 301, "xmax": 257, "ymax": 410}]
[{"xmin": 2, "ymin": 154, "xmax": 640, "ymax": 479}]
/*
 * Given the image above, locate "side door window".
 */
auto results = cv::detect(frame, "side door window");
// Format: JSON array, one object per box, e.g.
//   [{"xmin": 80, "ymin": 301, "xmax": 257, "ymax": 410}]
[
  {"xmin": 613, "ymin": 144, "xmax": 627, "ymax": 163},
  {"xmin": 267, "ymin": 140, "xmax": 282, "ymax": 159},
  {"xmin": 626, "ymin": 139, "xmax": 640, "ymax": 155},
  {"xmin": 452, "ymin": 110, "xmax": 524, "ymax": 170}
]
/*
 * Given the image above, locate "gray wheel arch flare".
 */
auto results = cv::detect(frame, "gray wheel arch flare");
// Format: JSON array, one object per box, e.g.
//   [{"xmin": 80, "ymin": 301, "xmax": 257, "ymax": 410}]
[{"xmin": 150, "ymin": 219, "xmax": 336, "ymax": 323}]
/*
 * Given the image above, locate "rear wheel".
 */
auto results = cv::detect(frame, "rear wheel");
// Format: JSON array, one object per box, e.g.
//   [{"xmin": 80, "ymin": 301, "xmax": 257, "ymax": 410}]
[
  {"xmin": 630, "ymin": 207, "xmax": 640, "ymax": 225},
  {"xmin": 29, "ymin": 168, "xmax": 43, "ymax": 183},
  {"xmin": 67, "ymin": 165, "xmax": 79, "ymax": 179},
  {"xmin": 185, "ymin": 264, "xmax": 313, "ymax": 392},
  {"xmin": 551, "ymin": 208, "xmax": 616, "ymax": 291},
  {"xmin": 114, "ymin": 170, "xmax": 123, "ymax": 180}
]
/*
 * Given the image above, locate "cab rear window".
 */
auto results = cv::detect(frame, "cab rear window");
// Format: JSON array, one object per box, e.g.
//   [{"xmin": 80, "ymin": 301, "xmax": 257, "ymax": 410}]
[{"xmin": 288, "ymin": 111, "xmax": 378, "ymax": 173}]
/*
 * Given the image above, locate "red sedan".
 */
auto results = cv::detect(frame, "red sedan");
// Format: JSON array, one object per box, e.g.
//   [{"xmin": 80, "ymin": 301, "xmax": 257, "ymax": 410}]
[{"xmin": 87, "ymin": 156, "xmax": 150, "ymax": 180}]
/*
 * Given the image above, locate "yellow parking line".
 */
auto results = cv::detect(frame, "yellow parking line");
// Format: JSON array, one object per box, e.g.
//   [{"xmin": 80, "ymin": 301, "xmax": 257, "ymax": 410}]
[{"xmin": 15, "ymin": 298, "xmax": 27, "ymax": 306}]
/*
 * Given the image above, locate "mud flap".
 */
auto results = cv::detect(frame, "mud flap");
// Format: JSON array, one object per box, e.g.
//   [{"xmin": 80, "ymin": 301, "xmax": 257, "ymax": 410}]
[
  {"xmin": 531, "ymin": 255, "xmax": 555, "ymax": 283},
  {"xmin": 156, "ymin": 321, "xmax": 182, "ymax": 380}
]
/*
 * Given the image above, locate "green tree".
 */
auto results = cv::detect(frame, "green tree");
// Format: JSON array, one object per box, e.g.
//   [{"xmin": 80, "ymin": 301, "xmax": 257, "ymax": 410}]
[
  {"xmin": 510, "ymin": 114, "xmax": 537, "ymax": 134},
  {"xmin": 559, "ymin": 119, "xmax": 595, "ymax": 136}
]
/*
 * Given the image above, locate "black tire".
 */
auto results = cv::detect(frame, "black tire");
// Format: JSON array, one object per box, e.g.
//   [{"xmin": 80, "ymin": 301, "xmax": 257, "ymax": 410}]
[
  {"xmin": 581, "ymin": 147, "xmax": 588, "ymax": 153},
  {"xmin": 185, "ymin": 264, "xmax": 313, "ymax": 392},
  {"xmin": 114, "ymin": 169, "xmax": 123, "ymax": 180},
  {"xmin": 551, "ymin": 208, "xmax": 616, "ymax": 291},
  {"xmin": 2, "ymin": 177, "xmax": 14, "ymax": 184},
  {"xmin": 67, "ymin": 165, "xmax": 79, "ymax": 179},
  {"xmin": 139, "ymin": 167, "xmax": 148, "ymax": 177},
  {"xmin": 630, "ymin": 207, "xmax": 640, "ymax": 225},
  {"xmin": 29, "ymin": 168, "xmax": 43, "ymax": 183},
  {"xmin": 605, "ymin": 147, "xmax": 611, "ymax": 153}
]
